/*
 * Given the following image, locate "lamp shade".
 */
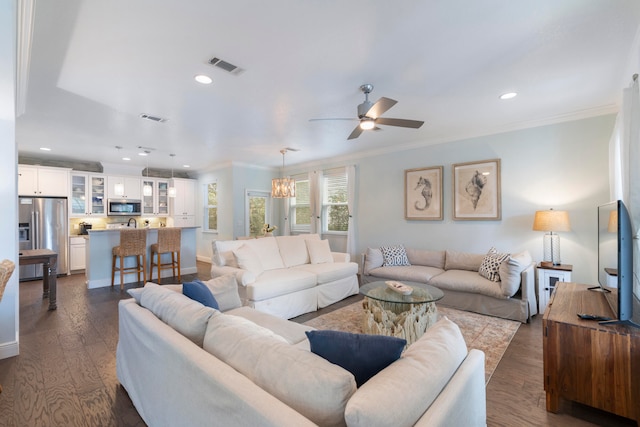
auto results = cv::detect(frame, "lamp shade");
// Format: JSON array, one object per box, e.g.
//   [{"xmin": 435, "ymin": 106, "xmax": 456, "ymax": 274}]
[
  {"xmin": 608, "ymin": 210, "xmax": 618, "ymax": 233},
  {"xmin": 532, "ymin": 210, "xmax": 571, "ymax": 232},
  {"xmin": 271, "ymin": 177, "xmax": 295, "ymax": 198}
]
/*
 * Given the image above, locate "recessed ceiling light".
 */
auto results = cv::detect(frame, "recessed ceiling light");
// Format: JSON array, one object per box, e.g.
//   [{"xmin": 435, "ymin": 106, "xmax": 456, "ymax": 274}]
[
  {"xmin": 39, "ymin": 147, "xmax": 51, "ymax": 151},
  {"xmin": 122, "ymin": 157, "xmax": 131, "ymax": 161},
  {"xmin": 183, "ymin": 164, "xmax": 190, "ymax": 168},
  {"xmin": 138, "ymin": 152, "xmax": 148, "ymax": 156},
  {"xmin": 194, "ymin": 74, "xmax": 212, "ymax": 84},
  {"xmin": 499, "ymin": 92, "xmax": 517, "ymax": 100}
]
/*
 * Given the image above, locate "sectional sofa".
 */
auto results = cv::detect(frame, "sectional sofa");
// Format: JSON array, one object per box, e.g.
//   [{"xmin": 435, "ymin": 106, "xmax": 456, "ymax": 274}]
[
  {"xmin": 362, "ymin": 246, "xmax": 538, "ymax": 323},
  {"xmin": 117, "ymin": 281, "xmax": 487, "ymax": 427},
  {"xmin": 210, "ymin": 234, "xmax": 359, "ymax": 319}
]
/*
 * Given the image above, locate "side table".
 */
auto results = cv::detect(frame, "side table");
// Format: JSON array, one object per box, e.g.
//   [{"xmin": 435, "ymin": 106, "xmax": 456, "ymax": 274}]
[{"xmin": 536, "ymin": 263, "xmax": 572, "ymax": 313}]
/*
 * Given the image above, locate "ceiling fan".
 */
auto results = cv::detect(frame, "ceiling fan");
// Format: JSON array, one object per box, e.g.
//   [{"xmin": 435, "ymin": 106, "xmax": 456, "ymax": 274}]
[{"xmin": 310, "ymin": 84, "xmax": 424, "ymax": 140}]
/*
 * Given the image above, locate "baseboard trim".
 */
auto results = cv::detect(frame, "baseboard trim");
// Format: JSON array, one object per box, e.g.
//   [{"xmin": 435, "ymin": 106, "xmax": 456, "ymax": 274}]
[{"xmin": 0, "ymin": 340, "xmax": 19, "ymax": 360}]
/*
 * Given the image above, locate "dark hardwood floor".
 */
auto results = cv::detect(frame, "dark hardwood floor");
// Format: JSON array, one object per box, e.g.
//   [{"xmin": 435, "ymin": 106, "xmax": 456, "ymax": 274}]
[{"xmin": 0, "ymin": 262, "xmax": 635, "ymax": 426}]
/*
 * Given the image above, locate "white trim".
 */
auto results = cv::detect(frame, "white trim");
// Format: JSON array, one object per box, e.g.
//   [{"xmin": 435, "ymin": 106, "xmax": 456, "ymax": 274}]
[{"xmin": 0, "ymin": 340, "xmax": 19, "ymax": 359}]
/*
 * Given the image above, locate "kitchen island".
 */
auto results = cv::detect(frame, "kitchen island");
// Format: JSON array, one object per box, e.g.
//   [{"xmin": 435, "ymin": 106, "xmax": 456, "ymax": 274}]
[{"xmin": 85, "ymin": 226, "xmax": 198, "ymax": 289}]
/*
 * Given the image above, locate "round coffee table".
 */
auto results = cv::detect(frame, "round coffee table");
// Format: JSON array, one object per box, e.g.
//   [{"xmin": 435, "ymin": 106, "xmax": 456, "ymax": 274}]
[{"xmin": 359, "ymin": 281, "xmax": 444, "ymax": 346}]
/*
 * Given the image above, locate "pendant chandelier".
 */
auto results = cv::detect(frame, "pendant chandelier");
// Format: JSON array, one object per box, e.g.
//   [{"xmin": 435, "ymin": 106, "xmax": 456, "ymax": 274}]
[
  {"xmin": 142, "ymin": 152, "xmax": 152, "ymax": 197},
  {"xmin": 168, "ymin": 153, "xmax": 177, "ymax": 198},
  {"xmin": 271, "ymin": 149, "xmax": 295, "ymax": 198}
]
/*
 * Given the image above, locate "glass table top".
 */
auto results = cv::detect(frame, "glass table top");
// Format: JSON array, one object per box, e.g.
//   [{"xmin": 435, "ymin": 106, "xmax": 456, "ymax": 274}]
[{"xmin": 359, "ymin": 280, "xmax": 444, "ymax": 304}]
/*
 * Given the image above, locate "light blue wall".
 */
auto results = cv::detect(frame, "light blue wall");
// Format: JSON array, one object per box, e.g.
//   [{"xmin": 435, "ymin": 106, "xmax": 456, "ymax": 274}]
[
  {"xmin": 356, "ymin": 115, "xmax": 615, "ymax": 285},
  {"xmin": 196, "ymin": 163, "xmax": 278, "ymax": 261},
  {"xmin": 195, "ymin": 115, "xmax": 615, "ymax": 285},
  {"xmin": 0, "ymin": 0, "xmax": 19, "ymax": 358}
]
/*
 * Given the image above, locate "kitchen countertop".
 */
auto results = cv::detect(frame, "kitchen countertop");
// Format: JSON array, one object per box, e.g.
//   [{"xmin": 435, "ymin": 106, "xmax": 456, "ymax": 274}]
[{"xmin": 87, "ymin": 226, "xmax": 199, "ymax": 233}]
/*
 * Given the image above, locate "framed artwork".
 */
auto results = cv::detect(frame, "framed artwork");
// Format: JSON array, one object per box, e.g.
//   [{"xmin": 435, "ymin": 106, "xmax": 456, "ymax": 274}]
[
  {"xmin": 405, "ymin": 166, "xmax": 443, "ymax": 220},
  {"xmin": 452, "ymin": 158, "xmax": 501, "ymax": 220}
]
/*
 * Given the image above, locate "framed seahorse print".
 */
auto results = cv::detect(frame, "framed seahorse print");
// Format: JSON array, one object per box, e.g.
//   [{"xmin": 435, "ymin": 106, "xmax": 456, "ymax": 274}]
[
  {"xmin": 404, "ymin": 166, "xmax": 443, "ymax": 220},
  {"xmin": 452, "ymin": 159, "xmax": 501, "ymax": 220}
]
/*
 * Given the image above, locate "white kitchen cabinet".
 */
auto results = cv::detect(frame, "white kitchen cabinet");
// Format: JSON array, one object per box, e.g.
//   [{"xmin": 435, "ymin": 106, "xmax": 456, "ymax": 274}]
[
  {"xmin": 70, "ymin": 236, "xmax": 86, "ymax": 271},
  {"xmin": 107, "ymin": 176, "xmax": 142, "ymax": 200},
  {"xmin": 169, "ymin": 178, "xmax": 197, "ymax": 227},
  {"xmin": 18, "ymin": 165, "xmax": 70, "ymax": 197},
  {"xmin": 70, "ymin": 173, "xmax": 106, "ymax": 217},
  {"xmin": 142, "ymin": 178, "xmax": 170, "ymax": 216}
]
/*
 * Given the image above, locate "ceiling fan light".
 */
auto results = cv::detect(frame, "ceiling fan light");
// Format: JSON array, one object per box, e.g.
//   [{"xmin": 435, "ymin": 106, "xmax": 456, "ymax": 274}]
[{"xmin": 360, "ymin": 119, "xmax": 375, "ymax": 130}]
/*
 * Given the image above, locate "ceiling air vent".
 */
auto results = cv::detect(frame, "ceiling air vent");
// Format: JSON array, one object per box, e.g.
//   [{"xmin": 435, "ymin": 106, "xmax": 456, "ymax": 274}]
[
  {"xmin": 208, "ymin": 57, "xmax": 245, "ymax": 76},
  {"xmin": 139, "ymin": 114, "xmax": 167, "ymax": 123}
]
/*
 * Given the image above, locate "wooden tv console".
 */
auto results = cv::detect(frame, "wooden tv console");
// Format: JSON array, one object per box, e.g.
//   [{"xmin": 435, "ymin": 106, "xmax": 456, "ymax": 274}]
[{"xmin": 543, "ymin": 282, "xmax": 640, "ymax": 424}]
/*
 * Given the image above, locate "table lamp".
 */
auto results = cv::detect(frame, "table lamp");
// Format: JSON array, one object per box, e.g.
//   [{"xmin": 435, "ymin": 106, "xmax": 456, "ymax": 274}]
[{"xmin": 532, "ymin": 209, "xmax": 571, "ymax": 266}]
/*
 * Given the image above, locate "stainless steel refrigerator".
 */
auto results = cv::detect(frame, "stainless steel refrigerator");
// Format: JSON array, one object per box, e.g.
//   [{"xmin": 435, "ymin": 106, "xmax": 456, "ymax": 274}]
[{"xmin": 18, "ymin": 196, "xmax": 69, "ymax": 280}]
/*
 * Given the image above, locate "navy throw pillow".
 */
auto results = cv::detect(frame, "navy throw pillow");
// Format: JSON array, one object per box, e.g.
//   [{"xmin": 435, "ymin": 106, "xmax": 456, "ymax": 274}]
[
  {"xmin": 183, "ymin": 280, "xmax": 219, "ymax": 310},
  {"xmin": 305, "ymin": 330, "xmax": 406, "ymax": 387}
]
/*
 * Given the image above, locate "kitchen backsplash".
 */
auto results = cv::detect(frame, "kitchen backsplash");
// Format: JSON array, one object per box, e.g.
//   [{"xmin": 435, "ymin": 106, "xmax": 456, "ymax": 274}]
[{"xmin": 69, "ymin": 216, "xmax": 167, "ymax": 234}]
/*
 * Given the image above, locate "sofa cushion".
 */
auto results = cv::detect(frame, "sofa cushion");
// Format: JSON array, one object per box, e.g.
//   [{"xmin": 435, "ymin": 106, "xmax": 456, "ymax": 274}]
[
  {"xmin": 295, "ymin": 262, "xmax": 359, "ymax": 284},
  {"xmin": 232, "ymin": 244, "xmax": 265, "ymax": 276},
  {"xmin": 429, "ymin": 269, "xmax": 505, "ymax": 299},
  {"xmin": 406, "ymin": 248, "xmax": 446, "ymax": 269},
  {"xmin": 139, "ymin": 283, "xmax": 216, "ymax": 347},
  {"xmin": 380, "ymin": 244, "xmax": 411, "ymax": 267},
  {"xmin": 183, "ymin": 280, "xmax": 219, "ymax": 309},
  {"xmin": 276, "ymin": 235, "xmax": 310, "ymax": 267},
  {"xmin": 363, "ymin": 247, "xmax": 384, "ymax": 275},
  {"xmin": 306, "ymin": 239, "xmax": 334, "ymax": 264},
  {"xmin": 243, "ymin": 237, "xmax": 286, "ymax": 271},
  {"xmin": 444, "ymin": 250, "xmax": 484, "ymax": 271},
  {"xmin": 478, "ymin": 247, "xmax": 509, "ymax": 282},
  {"xmin": 306, "ymin": 330, "xmax": 406, "ymax": 387},
  {"xmin": 204, "ymin": 312, "xmax": 356, "ymax": 427},
  {"xmin": 225, "ymin": 306, "xmax": 315, "ymax": 345},
  {"xmin": 202, "ymin": 275, "xmax": 243, "ymax": 311},
  {"xmin": 367, "ymin": 265, "xmax": 444, "ymax": 283},
  {"xmin": 344, "ymin": 317, "xmax": 468, "ymax": 427},
  {"xmin": 499, "ymin": 250, "xmax": 532, "ymax": 297},
  {"xmin": 212, "ymin": 240, "xmax": 244, "ymax": 267},
  {"xmin": 246, "ymin": 269, "xmax": 317, "ymax": 301}
]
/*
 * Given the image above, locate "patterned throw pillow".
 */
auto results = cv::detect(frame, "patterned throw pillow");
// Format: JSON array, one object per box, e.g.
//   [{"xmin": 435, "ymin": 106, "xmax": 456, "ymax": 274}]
[
  {"xmin": 479, "ymin": 247, "xmax": 509, "ymax": 282},
  {"xmin": 380, "ymin": 244, "xmax": 411, "ymax": 267}
]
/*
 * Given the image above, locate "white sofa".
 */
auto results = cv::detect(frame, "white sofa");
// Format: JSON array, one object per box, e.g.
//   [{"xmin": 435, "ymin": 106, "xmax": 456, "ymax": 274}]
[
  {"xmin": 210, "ymin": 234, "xmax": 359, "ymax": 319},
  {"xmin": 117, "ymin": 282, "xmax": 487, "ymax": 427},
  {"xmin": 362, "ymin": 246, "xmax": 538, "ymax": 323}
]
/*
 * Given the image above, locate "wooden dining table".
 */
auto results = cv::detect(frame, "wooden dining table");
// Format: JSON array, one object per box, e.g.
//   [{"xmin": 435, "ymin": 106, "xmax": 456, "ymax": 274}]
[{"xmin": 19, "ymin": 249, "xmax": 57, "ymax": 310}]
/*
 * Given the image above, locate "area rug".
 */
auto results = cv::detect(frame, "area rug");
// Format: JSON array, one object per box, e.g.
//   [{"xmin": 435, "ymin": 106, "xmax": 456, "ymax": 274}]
[{"xmin": 303, "ymin": 301, "xmax": 520, "ymax": 384}]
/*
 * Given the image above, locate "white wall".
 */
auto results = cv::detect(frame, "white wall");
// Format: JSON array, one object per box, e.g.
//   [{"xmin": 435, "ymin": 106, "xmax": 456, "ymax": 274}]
[
  {"xmin": 356, "ymin": 114, "xmax": 615, "ymax": 285},
  {"xmin": 0, "ymin": 0, "xmax": 19, "ymax": 359}
]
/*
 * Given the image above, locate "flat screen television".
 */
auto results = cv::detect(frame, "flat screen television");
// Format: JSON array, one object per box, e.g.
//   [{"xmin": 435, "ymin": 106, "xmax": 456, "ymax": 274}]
[{"xmin": 597, "ymin": 200, "xmax": 640, "ymax": 328}]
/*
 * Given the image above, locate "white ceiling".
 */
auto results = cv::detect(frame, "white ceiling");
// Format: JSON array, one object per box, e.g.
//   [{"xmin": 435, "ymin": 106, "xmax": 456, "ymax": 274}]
[{"xmin": 16, "ymin": 0, "xmax": 640, "ymax": 172}]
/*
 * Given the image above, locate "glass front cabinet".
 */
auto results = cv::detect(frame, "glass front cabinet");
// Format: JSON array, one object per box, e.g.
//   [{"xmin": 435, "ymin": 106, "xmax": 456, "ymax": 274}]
[
  {"xmin": 71, "ymin": 173, "xmax": 106, "ymax": 217},
  {"xmin": 142, "ymin": 179, "xmax": 170, "ymax": 217}
]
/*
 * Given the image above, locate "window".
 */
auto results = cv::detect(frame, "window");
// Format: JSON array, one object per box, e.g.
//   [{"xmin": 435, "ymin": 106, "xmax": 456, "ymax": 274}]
[
  {"xmin": 246, "ymin": 190, "xmax": 271, "ymax": 236},
  {"xmin": 290, "ymin": 174, "xmax": 311, "ymax": 232},
  {"xmin": 323, "ymin": 168, "xmax": 349, "ymax": 233},
  {"xmin": 204, "ymin": 182, "xmax": 218, "ymax": 232}
]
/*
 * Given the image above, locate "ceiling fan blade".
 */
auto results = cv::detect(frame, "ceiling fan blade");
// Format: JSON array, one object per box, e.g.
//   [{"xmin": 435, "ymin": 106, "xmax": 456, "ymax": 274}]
[
  {"xmin": 347, "ymin": 125, "xmax": 364, "ymax": 140},
  {"xmin": 309, "ymin": 118, "xmax": 358, "ymax": 122},
  {"xmin": 365, "ymin": 97, "xmax": 397, "ymax": 119},
  {"xmin": 375, "ymin": 117, "xmax": 424, "ymax": 129}
]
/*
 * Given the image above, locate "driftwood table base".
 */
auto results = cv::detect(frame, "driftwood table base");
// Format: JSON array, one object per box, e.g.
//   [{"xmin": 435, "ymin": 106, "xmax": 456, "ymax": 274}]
[{"xmin": 362, "ymin": 297, "xmax": 438, "ymax": 346}]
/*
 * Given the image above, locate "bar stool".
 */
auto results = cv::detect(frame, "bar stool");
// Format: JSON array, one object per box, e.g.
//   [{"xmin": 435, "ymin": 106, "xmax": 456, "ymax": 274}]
[
  {"xmin": 150, "ymin": 228, "xmax": 181, "ymax": 284},
  {"xmin": 111, "ymin": 229, "xmax": 148, "ymax": 291}
]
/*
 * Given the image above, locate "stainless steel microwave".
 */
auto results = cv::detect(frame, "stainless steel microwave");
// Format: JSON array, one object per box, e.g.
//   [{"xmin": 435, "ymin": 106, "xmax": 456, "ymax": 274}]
[{"xmin": 107, "ymin": 199, "xmax": 142, "ymax": 216}]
